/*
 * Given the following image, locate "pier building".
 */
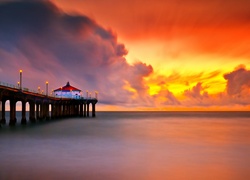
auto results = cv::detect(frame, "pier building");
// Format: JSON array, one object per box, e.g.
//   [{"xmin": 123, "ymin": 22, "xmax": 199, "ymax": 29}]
[
  {"xmin": 0, "ymin": 81, "xmax": 98, "ymax": 126},
  {"xmin": 53, "ymin": 82, "xmax": 82, "ymax": 99}
]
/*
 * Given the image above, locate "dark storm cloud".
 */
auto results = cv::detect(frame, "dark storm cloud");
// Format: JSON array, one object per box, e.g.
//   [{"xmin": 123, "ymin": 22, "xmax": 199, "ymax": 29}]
[
  {"xmin": 0, "ymin": 0, "xmax": 153, "ymax": 106},
  {"xmin": 0, "ymin": 1, "xmax": 57, "ymax": 41}
]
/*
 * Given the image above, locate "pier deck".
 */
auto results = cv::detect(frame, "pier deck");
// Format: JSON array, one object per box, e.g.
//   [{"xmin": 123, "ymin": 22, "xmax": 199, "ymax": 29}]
[{"xmin": 0, "ymin": 84, "xmax": 97, "ymax": 126}]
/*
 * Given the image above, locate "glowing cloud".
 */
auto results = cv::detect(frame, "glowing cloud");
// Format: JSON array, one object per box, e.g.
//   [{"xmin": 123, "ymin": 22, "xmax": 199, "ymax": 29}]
[{"xmin": 0, "ymin": 0, "xmax": 250, "ymax": 110}]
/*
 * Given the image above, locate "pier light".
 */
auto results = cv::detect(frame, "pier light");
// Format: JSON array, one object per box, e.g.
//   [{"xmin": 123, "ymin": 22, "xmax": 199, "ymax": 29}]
[
  {"xmin": 46, "ymin": 81, "xmax": 49, "ymax": 96},
  {"xmin": 17, "ymin": 81, "xmax": 20, "ymax": 88},
  {"xmin": 86, "ymin": 90, "xmax": 89, "ymax": 99},
  {"xmin": 95, "ymin": 91, "xmax": 98, "ymax": 99},
  {"xmin": 38, "ymin": 86, "xmax": 40, "ymax": 93},
  {"xmin": 19, "ymin": 69, "xmax": 22, "ymax": 90}
]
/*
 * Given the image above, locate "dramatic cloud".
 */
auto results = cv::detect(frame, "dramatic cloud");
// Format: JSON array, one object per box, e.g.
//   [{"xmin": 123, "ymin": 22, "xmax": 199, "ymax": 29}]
[
  {"xmin": 0, "ymin": 0, "xmax": 250, "ymax": 110},
  {"xmin": 53, "ymin": 0, "xmax": 250, "ymax": 58},
  {"xmin": 224, "ymin": 65, "xmax": 250, "ymax": 98},
  {"xmin": 179, "ymin": 66, "xmax": 250, "ymax": 107},
  {"xmin": 184, "ymin": 82, "xmax": 208, "ymax": 100},
  {"xmin": 0, "ymin": 0, "xmax": 152, "ymax": 107},
  {"xmin": 153, "ymin": 89, "xmax": 180, "ymax": 106}
]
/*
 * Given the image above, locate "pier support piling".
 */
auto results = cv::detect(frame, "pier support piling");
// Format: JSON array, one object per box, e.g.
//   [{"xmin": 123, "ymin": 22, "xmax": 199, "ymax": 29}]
[
  {"xmin": 36, "ymin": 103, "xmax": 40, "ymax": 120},
  {"xmin": 84, "ymin": 103, "xmax": 86, "ymax": 117},
  {"xmin": 80, "ymin": 103, "xmax": 83, "ymax": 117},
  {"xmin": 87, "ymin": 103, "xmax": 90, "ymax": 117},
  {"xmin": 9, "ymin": 100, "xmax": 17, "ymax": 126},
  {"xmin": 45, "ymin": 103, "xmax": 50, "ymax": 120},
  {"xmin": 29, "ymin": 102, "xmax": 36, "ymax": 122},
  {"xmin": 0, "ymin": 85, "xmax": 98, "ymax": 126},
  {"xmin": 1, "ymin": 99, "xmax": 6, "ymax": 124},
  {"xmin": 21, "ymin": 101, "xmax": 27, "ymax": 125},
  {"xmin": 92, "ymin": 103, "xmax": 96, "ymax": 117}
]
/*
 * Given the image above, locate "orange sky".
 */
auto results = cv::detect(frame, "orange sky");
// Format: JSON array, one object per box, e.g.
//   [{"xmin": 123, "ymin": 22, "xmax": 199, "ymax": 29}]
[
  {"xmin": 0, "ymin": 0, "xmax": 250, "ymax": 111},
  {"xmin": 51, "ymin": 0, "xmax": 250, "ymax": 110}
]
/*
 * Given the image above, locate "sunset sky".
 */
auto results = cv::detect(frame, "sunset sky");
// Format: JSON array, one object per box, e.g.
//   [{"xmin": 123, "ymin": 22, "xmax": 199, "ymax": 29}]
[{"xmin": 0, "ymin": 0, "xmax": 250, "ymax": 110}]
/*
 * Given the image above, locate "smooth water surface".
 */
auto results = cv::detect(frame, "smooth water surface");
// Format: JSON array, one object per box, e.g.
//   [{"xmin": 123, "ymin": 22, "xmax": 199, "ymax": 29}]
[{"xmin": 0, "ymin": 112, "xmax": 250, "ymax": 180}]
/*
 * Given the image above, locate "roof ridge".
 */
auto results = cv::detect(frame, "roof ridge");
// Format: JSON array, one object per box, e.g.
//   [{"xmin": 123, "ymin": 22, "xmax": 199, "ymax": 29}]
[{"xmin": 53, "ymin": 82, "xmax": 81, "ymax": 92}]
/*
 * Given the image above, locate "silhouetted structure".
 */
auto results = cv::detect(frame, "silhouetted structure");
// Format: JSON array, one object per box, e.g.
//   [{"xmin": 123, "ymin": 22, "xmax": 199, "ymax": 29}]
[{"xmin": 0, "ymin": 83, "xmax": 97, "ymax": 126}]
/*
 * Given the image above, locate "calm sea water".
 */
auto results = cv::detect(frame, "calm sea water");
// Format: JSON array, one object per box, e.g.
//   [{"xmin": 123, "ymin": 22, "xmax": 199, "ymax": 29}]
[{"xmin": 0, "ymin": 111, "xmax": 250, "ymax": 180}]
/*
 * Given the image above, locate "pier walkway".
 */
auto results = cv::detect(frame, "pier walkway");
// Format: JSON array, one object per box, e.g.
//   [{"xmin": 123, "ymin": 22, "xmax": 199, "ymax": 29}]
[{"xmin": 0, "ymin": 82, "xmax": 98, "ymax": 126}]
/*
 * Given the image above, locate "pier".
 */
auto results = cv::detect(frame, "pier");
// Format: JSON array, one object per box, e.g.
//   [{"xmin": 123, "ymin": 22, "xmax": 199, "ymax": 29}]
[{"xmin": 0, "ymin": 82, "xmax": 98, "ymax": 126}]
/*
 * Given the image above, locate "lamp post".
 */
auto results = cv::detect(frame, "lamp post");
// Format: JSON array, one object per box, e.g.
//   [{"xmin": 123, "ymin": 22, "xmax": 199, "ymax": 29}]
[
  {"xmin": 95, "ymin": 91, "xmax": 98, "ymax": 100},
  {"xmin": 46, "ymin": 81, "xmax": 48, "ymax": 96},
  {"xmin": 86, "ymin": 90, "xmax": 88, "ymax": 99},
  {"xmin": 38, "ymin": 86, "xmax": 40, "ymax": 93},
  {"xmin": 17, "ymin": 81, "xmax": 20, "ymax": 88},
  {"xmin": 19, "ymin": 70, "xmax": 22, "ymax": 90}
]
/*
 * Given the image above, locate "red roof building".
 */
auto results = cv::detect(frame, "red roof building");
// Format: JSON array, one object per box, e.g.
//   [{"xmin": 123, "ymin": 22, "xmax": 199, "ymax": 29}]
[{"xmin": 53, "ymin": 82, "xmax": 82, "ymax": 99}]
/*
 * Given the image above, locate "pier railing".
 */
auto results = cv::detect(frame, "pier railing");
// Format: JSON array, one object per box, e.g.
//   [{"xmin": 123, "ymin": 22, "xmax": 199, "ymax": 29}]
[
  {"xmin": 0, "ymin": 80, "xmax": 98, "ymax": 126},
  {"xmin": 0, "ymin": 81, "xmax": 54, "ymax": 96},
  {"xmin": 0, "ymin": 81, "xmax": 97, "ymax": 100}
]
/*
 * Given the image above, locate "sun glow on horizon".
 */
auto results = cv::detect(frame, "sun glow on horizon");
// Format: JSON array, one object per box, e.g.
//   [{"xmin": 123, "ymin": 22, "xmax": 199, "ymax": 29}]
[
  {"xmin": 51, "ymin": 0, "xmax": 250, "ymax": 110},
  {"xmin": 1, "ymin": 0, "xmax": 250, "ymax": 111}
]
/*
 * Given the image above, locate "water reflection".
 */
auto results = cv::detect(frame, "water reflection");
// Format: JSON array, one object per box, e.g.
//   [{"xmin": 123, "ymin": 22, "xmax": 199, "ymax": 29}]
[{"xmin": 0, "ymin": 112, "xmax": 249, "ymax": 179}]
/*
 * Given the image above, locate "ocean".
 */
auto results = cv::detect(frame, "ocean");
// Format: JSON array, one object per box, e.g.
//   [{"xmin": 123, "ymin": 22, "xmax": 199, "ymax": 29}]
[{"xmin": 0, "ymin": 111, "xmax": 250, "ymax": 180}]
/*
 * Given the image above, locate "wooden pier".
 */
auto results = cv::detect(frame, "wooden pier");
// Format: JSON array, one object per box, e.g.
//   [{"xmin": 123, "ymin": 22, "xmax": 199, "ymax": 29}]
[{"xmin": 0, "ymin": 84, "xmax": 98, "ymax": 126}]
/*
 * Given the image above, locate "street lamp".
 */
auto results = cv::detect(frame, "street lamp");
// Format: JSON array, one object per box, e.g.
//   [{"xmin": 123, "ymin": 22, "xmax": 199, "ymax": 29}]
[
  {"xmin": 46, "ymin": 81, "xmax": 48, "ymax": 96},
  {"xmin": 19, "ymin": 70, "xmax": 22, "ymax": 90},
  {"xmin": 38, "ymin": 86, "xmax": 40, "ymax": 93},
  {"xmin": 95, "ymin": 91, "xmax": 98, "ymax": 99},
  {"xmin": 17, "ymin": 81, "xmax": 20, "ymax": 88},
  {"xmin": 86, "ymin": 90, "xmax": 88, "ymax": 99}
]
